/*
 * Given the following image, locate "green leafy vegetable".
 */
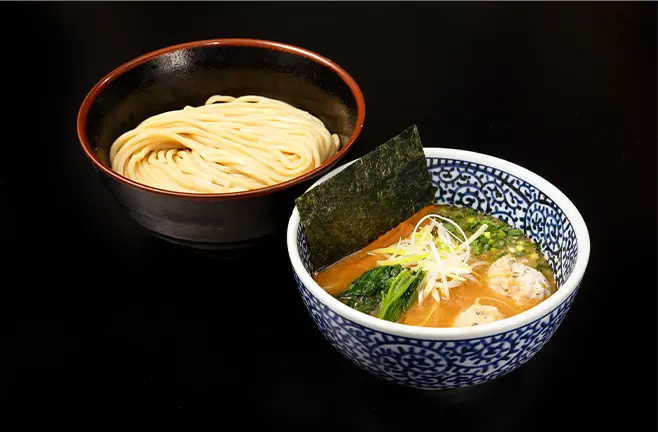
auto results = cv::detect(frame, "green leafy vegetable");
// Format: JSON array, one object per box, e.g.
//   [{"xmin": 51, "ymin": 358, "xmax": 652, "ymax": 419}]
[
  {"xmin": 296, "ymin": 125, "xmax": 437, "ymax": 270},
  {"xmin": 336, "ymin": 265, "xmax": 426, "ymax": 323},
  {"xmin": 378, "ymin": 269, "xmax": 426, "ymax": 322},
  {"xmin": 336, "ymin": 265, "xmax": 403, "ymax": 314}
]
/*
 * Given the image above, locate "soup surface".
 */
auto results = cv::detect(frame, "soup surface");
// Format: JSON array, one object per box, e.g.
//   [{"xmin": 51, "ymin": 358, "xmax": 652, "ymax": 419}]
[{"xmin": 314, "ymin": 204, "xmax": 556, "ymax": 328}]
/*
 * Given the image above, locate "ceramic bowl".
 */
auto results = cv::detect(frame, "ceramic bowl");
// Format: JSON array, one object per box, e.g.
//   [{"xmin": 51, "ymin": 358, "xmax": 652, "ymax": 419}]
[
  {"xmin": 77, "ymin": 38, "xmax": 365, "ymax": 252},
  {"xmin": 287, "ymin": 147, "xmax": 590, "ymax": 390}
]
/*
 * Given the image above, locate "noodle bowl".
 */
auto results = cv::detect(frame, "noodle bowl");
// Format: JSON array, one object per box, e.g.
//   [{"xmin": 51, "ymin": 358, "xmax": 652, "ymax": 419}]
[
  {"xmin": 109, "ymin": 95, "xmax": 340, "ymax": 193},
  {"xmin": 78, "ymin": 38, "xmax": 365, "ymax": 250}
]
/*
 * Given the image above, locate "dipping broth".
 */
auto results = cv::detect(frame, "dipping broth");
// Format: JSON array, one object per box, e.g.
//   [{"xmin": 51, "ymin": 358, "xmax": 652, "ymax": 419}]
[{"xmin": 314, "ymin": 204, "xmax": 556, "ymax": 328}]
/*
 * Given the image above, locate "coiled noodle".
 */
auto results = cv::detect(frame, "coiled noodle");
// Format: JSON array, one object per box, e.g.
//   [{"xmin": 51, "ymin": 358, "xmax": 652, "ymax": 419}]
[{"xmin": 109, "ymin": 95, "xmax": 340, "ymax": 193}]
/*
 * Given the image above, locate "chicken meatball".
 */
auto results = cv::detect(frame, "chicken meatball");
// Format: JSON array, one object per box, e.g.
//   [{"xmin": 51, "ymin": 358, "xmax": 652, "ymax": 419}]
[
  {"xmin": 453, "ymin": 301, "xmax": 506, "ymax": 327},
  {"xmin": 487, "ymin": 255, "xmax": 551, "ymax": 303}
]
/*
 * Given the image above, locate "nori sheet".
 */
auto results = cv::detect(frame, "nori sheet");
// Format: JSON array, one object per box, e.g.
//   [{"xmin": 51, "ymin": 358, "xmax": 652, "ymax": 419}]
[{"xmin": 295, "ymin": 125, "xmax": 437, "ymax": 271}]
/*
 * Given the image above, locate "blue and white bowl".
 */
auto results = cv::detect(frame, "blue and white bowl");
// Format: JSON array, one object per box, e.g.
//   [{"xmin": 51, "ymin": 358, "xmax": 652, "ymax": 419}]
[{"xmin": 287, "ymin": 148, "xmax": 590, "ymax": 390}]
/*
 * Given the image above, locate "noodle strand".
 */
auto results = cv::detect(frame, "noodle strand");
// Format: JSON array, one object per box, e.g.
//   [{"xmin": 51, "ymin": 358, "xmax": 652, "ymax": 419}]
[{"xmin": 109, "ymin": 95, "xmax": 341, "ymax": 193}]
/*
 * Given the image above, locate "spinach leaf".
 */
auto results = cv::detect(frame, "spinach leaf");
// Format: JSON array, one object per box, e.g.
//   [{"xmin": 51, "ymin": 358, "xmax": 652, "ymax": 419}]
[
  {"xmin": 336, "ymin": 265, "xmax": 403, "ymax": 314},
  {"xmin": 378, "ymin": 269, "xmax": 426, "ymax": 322}
]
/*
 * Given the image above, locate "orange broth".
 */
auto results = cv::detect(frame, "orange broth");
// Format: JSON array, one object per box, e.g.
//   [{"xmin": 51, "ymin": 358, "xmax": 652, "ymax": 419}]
[{"xmin": 313, "ymin": 205, "xmax": 557, "ymax": 328}]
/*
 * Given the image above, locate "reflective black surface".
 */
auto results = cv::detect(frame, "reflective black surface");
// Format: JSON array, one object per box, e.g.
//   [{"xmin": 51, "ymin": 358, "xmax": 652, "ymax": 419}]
[{"xmin": 3, "ymin": 2, "xmax": 656, "ymax": 429}]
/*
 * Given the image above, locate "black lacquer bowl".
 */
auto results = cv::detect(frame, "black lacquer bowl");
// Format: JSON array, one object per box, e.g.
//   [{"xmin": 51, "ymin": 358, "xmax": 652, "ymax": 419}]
[{"xmin": 77, "ymin": 39, "xmax": 366, "ymax": 252}]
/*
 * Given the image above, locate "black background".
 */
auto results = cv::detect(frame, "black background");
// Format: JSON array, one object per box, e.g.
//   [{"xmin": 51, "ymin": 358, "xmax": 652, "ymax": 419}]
[{"xmin": 3, "ymin": 2, "xmax": 656, "ymax": 430}]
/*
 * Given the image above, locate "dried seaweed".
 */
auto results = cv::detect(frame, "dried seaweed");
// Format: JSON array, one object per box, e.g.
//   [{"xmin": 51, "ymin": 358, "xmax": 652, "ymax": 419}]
[{"xmin": 296, "ymin": 125, "xmax": 436, "ymax": 270}]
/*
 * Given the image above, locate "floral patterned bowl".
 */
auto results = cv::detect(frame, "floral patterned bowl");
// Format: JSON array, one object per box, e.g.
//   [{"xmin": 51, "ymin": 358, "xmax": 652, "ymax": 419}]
[{"xmin": 287, "ymin": 147, "xmax": 590, "ymax": 390}]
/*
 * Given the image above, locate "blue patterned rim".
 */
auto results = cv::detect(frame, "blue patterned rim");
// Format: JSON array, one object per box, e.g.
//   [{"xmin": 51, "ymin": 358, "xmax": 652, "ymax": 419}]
[{"xmin": 287, "ymin": 148, "xmax": 590, "ymax": 340}]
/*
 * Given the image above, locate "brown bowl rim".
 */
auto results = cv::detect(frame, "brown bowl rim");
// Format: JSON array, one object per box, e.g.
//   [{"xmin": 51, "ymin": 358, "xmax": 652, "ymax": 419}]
[{"xmin": 76, "ymin": 38, "xmax": 366, "ymax": 200}]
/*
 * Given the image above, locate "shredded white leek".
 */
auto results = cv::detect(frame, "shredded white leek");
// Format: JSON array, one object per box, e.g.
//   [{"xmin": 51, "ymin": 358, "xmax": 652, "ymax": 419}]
[{"xmin": 368, "ymin": 213, "xmax": 488, "ymax": 306}]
